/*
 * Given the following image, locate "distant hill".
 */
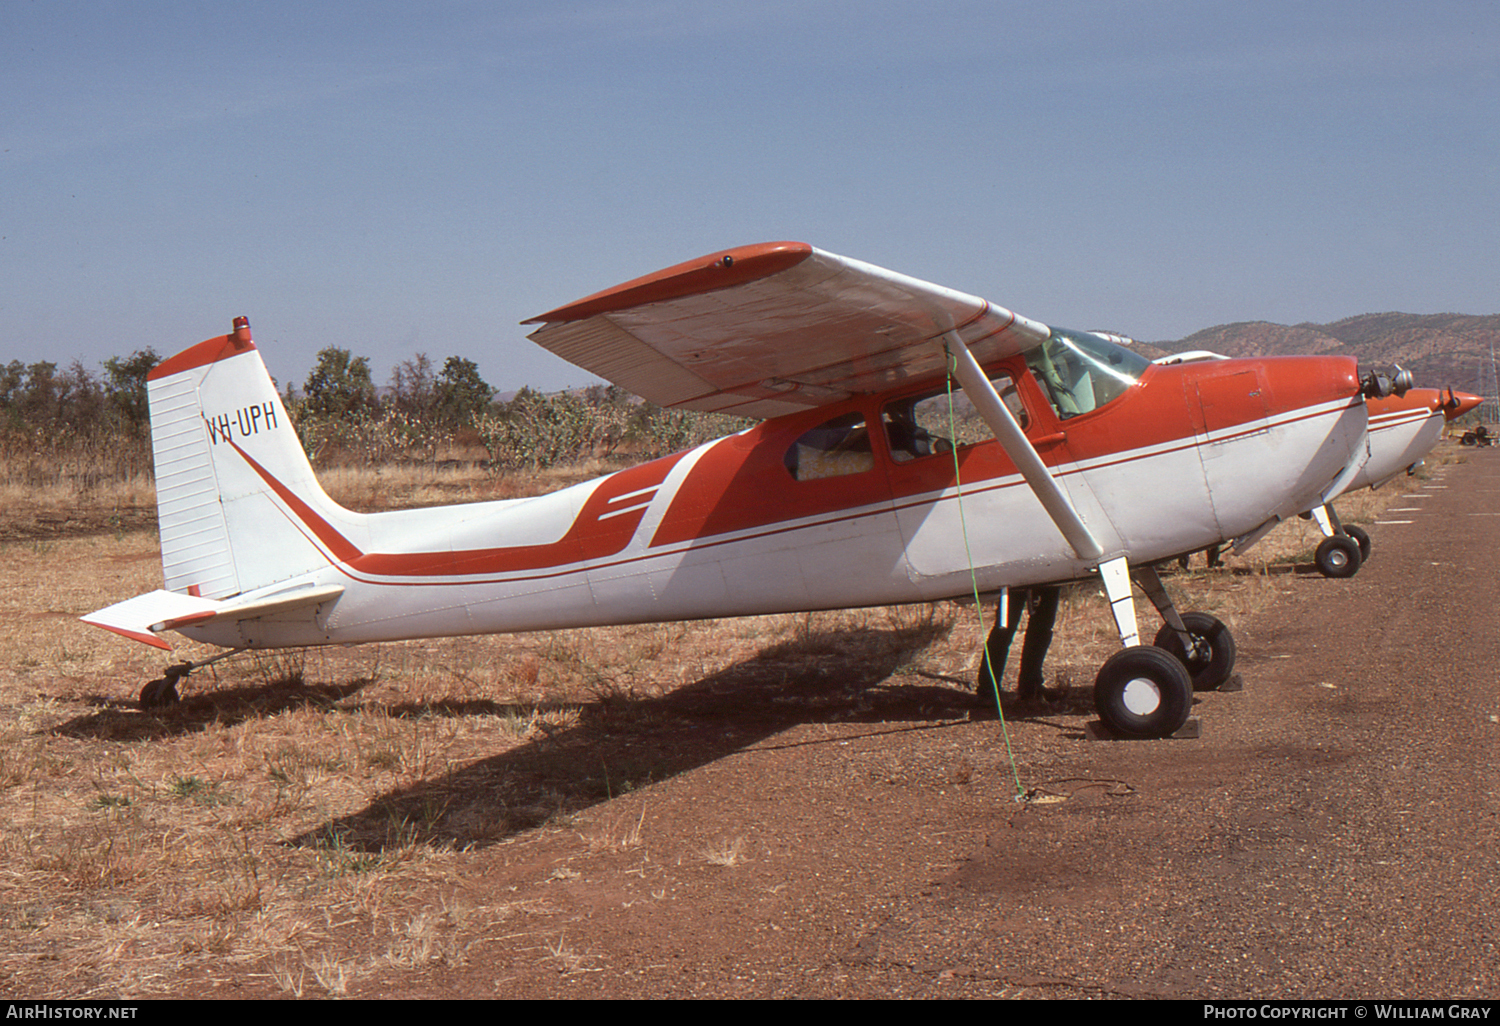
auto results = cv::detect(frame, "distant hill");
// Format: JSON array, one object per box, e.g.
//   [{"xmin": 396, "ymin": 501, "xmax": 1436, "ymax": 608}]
[{"xmin": 1138, "ymin": 313, "xmax": 1500, "ymax": 397}]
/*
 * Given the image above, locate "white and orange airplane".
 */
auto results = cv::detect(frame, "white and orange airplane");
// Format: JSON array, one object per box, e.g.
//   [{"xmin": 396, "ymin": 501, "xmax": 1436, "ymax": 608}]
[
  {"xmin": 83, "ymin": 242, "xmax": 1401, "ymax": 737},
  {"xmin": 1297, "ymin": 386, "xmax": 1482, "ymax": 577},
  {"xmin": 1162, "ymin": 344, "xmax": 1479, "ymax": 577}
]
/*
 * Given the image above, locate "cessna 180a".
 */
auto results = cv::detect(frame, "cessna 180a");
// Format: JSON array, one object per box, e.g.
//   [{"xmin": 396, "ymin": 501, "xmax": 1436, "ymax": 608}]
[
  {"xmin": 84, "ymin": 242, "xmax": 1402, "ymax": 738},
  {"xmin": 1299, "ymin": 386, "xmax": 1482, "ymax": 577},
  {"xmin": 1159, "ymin": 345, "xmax": 1479, "ymax": 578}
]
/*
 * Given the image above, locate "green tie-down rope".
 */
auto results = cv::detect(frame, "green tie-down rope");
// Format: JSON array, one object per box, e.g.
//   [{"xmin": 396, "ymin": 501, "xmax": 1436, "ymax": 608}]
[{"xmin": 943, "ymin": 362, "xmax": 1026, "ymax": 801}]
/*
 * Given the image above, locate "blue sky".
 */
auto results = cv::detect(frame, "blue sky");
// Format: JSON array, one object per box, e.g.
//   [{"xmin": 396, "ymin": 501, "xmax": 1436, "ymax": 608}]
[{"xmin": 4, "ymin": 0, "xmax": 1497, "ymax": 393}]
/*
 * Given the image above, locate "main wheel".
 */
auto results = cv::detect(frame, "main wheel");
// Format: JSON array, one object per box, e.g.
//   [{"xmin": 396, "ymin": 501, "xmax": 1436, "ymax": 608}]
[
  {"xmin": 1152, "ymin": 612, "xmax": 1236, "ymax": 691},
  {"xmin": 1314, "ymin": 534, "xmax": 1362, "ymax": 578},
  {"xmin": 1094, "ymin": 646, "xmax": 1193, "ymax": 738},
  {"xmin": 1344, "ymin": 525, "xmax": 1372, "ymax": 564}
]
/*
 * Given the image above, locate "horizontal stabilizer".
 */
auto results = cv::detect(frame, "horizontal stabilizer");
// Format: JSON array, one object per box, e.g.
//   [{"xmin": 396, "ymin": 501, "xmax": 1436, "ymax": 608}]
[
  {"xmin": 82, "ymin": 585, "xmax": 345, "ymax": 650},
  {"xmin": 81, "ymin": 590, "xmax": 219, "ymax": 650}
]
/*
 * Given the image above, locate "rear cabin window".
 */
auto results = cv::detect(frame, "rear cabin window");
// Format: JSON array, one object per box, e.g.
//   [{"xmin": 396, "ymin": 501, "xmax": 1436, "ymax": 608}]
[{"xmin": 784, "ymin": 412, "xmax": 875, "ymax": 480}]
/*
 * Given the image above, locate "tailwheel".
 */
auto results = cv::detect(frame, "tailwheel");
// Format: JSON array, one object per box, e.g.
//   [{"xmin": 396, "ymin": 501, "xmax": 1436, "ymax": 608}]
[
  {"xmin": 1093, "ymin": 646, "xmax": 1193, "ymax": 738},
  {"xmin": 139, "ymin": 663, "xmax": 194, "ymax": 709},
  {"xmin": 1152, "ymin": 612, "xmax": 1236, "ymax": 691},
  {"xmin": 135, "ymin": 648, "xmax": 246, "ymax": 710},
  {"xmin": 1344, "ymin": 525, "xmax": 1372, "ymax": 564},
  {"xmin": 1314, "ymin": 534, "xmax": 1362, "ymax": 579}
]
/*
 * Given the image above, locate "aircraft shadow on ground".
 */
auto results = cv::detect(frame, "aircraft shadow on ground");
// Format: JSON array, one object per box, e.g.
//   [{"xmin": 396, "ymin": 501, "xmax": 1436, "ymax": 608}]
[
  {"xmin": 51, "ymin": 679, "xmax": 379, "ymax": 742},
  {"xmin": 1162, "ymin": 561, "xmax": 1318, "ymax": 579},
  {"xmin": 286, "ymin": 620, "xmax": 988, "ymax": 854},
  {"xmin": 47, "ymin": 620, "xmax": 1085, "ymax": 853}
]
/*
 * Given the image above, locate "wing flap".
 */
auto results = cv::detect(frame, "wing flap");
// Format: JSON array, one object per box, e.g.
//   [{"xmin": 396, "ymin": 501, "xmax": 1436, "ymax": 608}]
[{"xmin": 525, "ymin": 243, "xmax": 1049, "ymax": 417}]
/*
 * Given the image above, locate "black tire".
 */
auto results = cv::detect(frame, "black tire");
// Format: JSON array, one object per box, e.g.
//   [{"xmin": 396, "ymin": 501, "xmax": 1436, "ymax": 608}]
[
  {"xmin": 1093, "ymin": 646, "xmax": 1193, "ymax": 738},
  {"xmin": 1462, "ymin": 432, "xmax": 1476, "ymax": 446},
  {"xmin": 1344, "ymin": 525, "xmax": 1372, "ymax": 564},
  {"xmin": 1152, "ymin": 612, "xmax": 1236, "ymax": 691},
  {"xmin": 1314, "ymin": 534, "xmax": 1362, "ymax": 579},
  {"xmin": 139, "ymin": 677, "xmax": 177, "ymax": 709}
]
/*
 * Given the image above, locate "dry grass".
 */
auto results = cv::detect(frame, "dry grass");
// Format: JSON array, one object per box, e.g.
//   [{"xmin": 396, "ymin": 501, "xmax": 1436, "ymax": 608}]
[
  {"xmin": 0, "ymin": 475, "xmax": 157, "ymax": 516},
  {"xmin": 314, "ymin": 459, "xmax": 623, "ymax": 511},
  {"xmin": 583, "ymin": 804, "xmax": 648, "ymax": 853},
  {"xmin": 700, "ymin": 835, "xmax": 748, "ymax": 867},
  {"xmin": 542, "ymin": 932, "xmax": 599, "ymax": 975}
]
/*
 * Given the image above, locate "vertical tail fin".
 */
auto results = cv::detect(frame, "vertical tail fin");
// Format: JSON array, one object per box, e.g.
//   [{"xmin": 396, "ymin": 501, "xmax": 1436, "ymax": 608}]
[{"xmin": 148, "ymin": 317, "xmax": 366, "ymax": 599}]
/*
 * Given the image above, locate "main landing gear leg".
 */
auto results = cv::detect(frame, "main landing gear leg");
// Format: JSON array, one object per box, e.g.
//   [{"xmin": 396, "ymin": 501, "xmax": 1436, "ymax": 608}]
[
  {"xmin": 1091, "ymin": 557, "xmax": 1194, "ymax": 739},
  {"xmin": 139, "ymin": 648, "xmax": 247, "ymax": 709}
]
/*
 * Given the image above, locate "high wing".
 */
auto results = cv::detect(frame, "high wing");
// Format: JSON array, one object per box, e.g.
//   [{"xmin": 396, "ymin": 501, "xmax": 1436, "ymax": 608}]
[{"xmin": 523, "ymin": 241, "xmax": 1050, "ymax": 418}]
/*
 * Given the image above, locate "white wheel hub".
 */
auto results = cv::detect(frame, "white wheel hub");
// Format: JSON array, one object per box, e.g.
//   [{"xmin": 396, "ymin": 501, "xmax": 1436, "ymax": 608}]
[{"xmin": 1122, "ymin": 677, "xmax": 1163, "ymax": 716}]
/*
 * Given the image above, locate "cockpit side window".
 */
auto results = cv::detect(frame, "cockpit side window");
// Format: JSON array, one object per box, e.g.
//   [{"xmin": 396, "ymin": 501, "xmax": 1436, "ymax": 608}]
[
  {"xmin": 1025, "ymin": 328, "xmax": 1150, "ymax": 420},
  {"xmin": 784, "ymin": 411, "xmax": 875, "ymax": 480},
  {"xmin": 882, "ymin": 374, "xmax": 1029, "ymax": 463}
]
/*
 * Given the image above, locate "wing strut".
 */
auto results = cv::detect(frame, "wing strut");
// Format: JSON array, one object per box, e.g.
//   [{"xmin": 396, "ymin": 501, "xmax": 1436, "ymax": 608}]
[{"xmin": 942, "ymin": 332, "xmax": 1104, "ymax": 563}]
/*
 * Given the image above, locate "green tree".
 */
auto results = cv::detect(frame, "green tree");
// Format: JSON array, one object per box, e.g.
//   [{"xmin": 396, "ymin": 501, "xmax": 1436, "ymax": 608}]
[
  {"xmin": 388, "ymin": 353, "xmax": 436, "ymax": 419},
  {"xmin": 302, "ymin": 347, "xmax": 376, "ymax": 419},
  {"xmin": 56, "ymin": 361, "xmax": 107, "ymax": 425},
  {"xmin": 435, "ymin": 356, "xmax": 494, "ymax": 426},
  {"xmin": 0, "ymin": 361, "xmax": 25, "ymax": 429},
  {"xmin": 103, "ymin": 348, "xmax": 161, "ymax": 435}
]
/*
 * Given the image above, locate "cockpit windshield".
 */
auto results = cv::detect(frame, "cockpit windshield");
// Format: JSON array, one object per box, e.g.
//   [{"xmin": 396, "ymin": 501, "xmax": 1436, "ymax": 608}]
[{"xmin": 1024, "ymin": 327, "xmax": 1151, "ymax": 420}]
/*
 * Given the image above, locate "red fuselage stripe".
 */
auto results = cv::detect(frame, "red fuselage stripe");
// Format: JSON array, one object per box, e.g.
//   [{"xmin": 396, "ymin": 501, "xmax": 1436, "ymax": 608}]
[{"xmin": 305, "ymin": 400, "xmax": 1353, "ymax": 590}]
